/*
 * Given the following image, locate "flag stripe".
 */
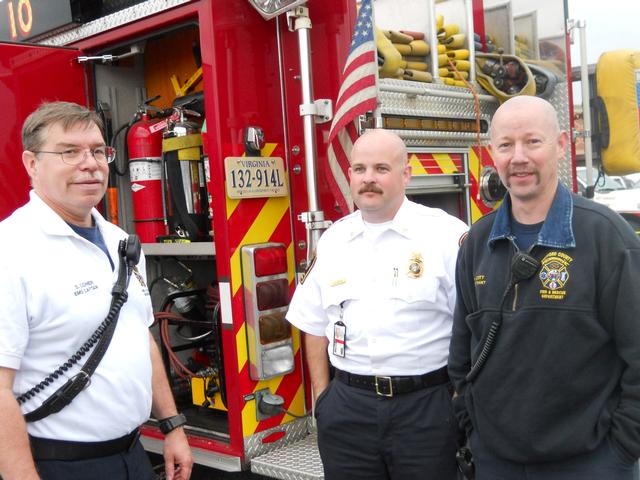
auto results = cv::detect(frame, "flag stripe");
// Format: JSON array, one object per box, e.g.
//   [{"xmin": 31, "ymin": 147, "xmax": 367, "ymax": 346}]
[
  {"xmin": 342, "ymin": 48, "xmax": 376, "ymax": 82},
  {"xmin": 325, "ymin": 0, "xmax": 377, "ymax": 214},
  {"xmin": 334, "ymin": 71, "xmax": 377, "ymax": 117},
  {"xmin": 326, "ymin": 121, "xmax": 359, "ymax": 213},
  {"xmin": 335, "ymin": 124, "xmax": 355, "ymax": 174},
  {"xmin": 329, "ymin": 86, "xmax": 377, "ymax": 141}
]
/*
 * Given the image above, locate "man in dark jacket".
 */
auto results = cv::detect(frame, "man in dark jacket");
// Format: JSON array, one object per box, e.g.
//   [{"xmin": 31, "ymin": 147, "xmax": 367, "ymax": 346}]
[{"xmin": 449, "ymin": 95, "xmax": 640, "ymax": 479}]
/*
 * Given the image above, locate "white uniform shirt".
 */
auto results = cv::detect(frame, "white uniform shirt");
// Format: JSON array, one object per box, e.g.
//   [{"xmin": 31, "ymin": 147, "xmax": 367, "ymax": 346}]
[
  {"xmin": 0, "ymin": 191, "xmax": 153, "ymax": 441},
  {"xmin": 287, "ymin": 198, "xmax": 468, "ymax": 376}
]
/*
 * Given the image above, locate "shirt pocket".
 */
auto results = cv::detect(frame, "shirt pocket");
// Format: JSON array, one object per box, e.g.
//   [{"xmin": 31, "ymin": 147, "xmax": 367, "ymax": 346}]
[
  {"xmin": 390, "ymin": 275, "xmax": 439, "ymax": 305},
  {"xmin": 321, "ymin": 281, "xmax": 360, "ymax": 310}
]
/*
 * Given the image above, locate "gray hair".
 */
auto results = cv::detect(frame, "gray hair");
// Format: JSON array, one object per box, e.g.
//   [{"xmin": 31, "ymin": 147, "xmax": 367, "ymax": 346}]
[{"xmin": 22, "ymin": 101, "xmax": 104, "ymax": 152}]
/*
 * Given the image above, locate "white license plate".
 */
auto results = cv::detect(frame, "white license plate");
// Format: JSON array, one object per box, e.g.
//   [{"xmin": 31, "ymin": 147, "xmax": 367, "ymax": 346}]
[{"xmin": 224, "ymin": 156, "xmax": 288, "ymax": 199}]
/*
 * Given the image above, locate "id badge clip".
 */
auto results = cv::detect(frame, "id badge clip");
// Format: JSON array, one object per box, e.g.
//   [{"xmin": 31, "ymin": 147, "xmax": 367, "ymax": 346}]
[
  {"xmin": 333, "ymin": 321, "xmax": 346, "ymax": 357},
  {"xmin": 333, "ymin": 302, "xmax": 346, "ymax": 357}
]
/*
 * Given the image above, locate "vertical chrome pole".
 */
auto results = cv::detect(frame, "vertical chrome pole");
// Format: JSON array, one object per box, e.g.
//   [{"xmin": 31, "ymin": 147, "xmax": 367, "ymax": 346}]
[
  {"xmin": 289, "ymin": 6, "xmax": 327, "ymax": 261},
  {"xmin": 577, "ymin": 20, "xmax": 594, "ymax": 197}
]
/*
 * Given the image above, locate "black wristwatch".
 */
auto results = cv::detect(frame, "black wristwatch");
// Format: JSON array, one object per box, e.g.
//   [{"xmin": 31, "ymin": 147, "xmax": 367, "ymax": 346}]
[{"xmin": 158, "ymin": 413, "xmax": 187, "ymax": 435}]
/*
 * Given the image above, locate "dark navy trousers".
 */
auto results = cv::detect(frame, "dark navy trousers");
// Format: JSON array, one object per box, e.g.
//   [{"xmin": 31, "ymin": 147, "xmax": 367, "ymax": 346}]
[
  {"xmin": 35, "ymin": 440, "xmax": 155, "ymax": 480},
  {"xmin": 315, "ymin": 378, "xmax": 459, "ymax": 480},
  {"xmin": 471, "ymin": 430, "xmax": 640, "ymax": 480}
]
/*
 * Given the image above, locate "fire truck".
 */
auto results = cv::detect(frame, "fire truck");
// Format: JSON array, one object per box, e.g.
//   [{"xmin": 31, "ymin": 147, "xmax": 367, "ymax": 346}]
[{"xmin": 1, "ymin": 0, "xmax": 638, "ymax": 478}]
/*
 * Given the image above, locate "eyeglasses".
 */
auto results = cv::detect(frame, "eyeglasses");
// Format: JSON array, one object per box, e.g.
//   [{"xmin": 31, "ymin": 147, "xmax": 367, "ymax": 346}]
[{"xmin": 32, "ymin": 146, "xmax": 116, "ymax": 165}]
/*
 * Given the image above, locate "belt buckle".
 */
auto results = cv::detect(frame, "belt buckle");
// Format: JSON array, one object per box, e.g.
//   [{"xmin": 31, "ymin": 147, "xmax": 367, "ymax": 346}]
[{"xmin": 375, "ymin": 376, "xmax": 393, "ymax": 397}]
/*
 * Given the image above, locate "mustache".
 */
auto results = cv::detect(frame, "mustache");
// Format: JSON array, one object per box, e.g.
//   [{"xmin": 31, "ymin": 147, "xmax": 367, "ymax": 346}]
[
  {"xmin": 505, "ymin": 169, "xmax": 540, "ymax": 188},
  {"xmin": 508, "ymin": 168, "xmax": 537, "ymax": 176},
  {"xmin": 358, "ymin": 184, "xmax": 383, "ymax": 194},
  {"xmin": 71, "ymin": 172, "xmax": 106, "ymax": 183}
]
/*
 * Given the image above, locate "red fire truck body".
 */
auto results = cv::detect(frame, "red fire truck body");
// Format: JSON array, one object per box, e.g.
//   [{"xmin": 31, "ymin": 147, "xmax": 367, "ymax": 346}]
[{"xmin": 0, "ymin": 0, "xmax": 580, "ymax": 477}]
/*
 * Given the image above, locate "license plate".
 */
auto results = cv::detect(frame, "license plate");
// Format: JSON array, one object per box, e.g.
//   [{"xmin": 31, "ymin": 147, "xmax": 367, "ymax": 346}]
[{"xmin": 224, "ymin": 156, "xmax": 288, "ymax": 199}]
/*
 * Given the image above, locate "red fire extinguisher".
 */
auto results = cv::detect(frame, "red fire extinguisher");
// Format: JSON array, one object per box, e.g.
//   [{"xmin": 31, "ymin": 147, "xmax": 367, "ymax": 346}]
[{"xmin": 128, "ymin": 105, "xmax": 169, "ymax": 243}]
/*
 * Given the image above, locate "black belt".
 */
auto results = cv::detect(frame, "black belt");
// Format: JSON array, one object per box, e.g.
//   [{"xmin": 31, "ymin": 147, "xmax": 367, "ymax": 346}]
[
  {"xmin": 334, "ymin": 366, "xmax": 449, "ymax": 397},
  {"xmin": 30, "ymin": 428, "xmax": 141, "ymax": 461}
]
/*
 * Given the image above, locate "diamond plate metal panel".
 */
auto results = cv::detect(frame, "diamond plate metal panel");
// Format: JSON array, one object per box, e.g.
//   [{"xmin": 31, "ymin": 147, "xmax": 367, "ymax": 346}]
[
  {"xmin": 244, "ymin": 417, "xmax": 310, "ymax": 461},
  {"xmin": 39, "ymin": 0, "xmax": 192, "ymax": 46},
  {"xmin": 251, "ymin": 433, "xmax": 324, "ymax": 480},
  {"xmin": 378, "ymin": 78, "xmax": 499, "ymax": 148}
]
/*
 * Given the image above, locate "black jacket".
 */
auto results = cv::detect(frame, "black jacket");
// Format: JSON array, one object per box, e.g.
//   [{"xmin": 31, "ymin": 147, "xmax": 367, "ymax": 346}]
[{"xmin": 449, "ymin": 184, "xmax": 640, "ymax": 464}]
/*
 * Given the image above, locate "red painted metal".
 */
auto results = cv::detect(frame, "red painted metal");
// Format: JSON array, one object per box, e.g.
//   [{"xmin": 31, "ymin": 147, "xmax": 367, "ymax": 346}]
[
  {"xmin": 139, "ymin": 425, "xmax": 239, "ymax": 454},
  {"xmin": 0, "ymin": 42, "xmax": 87, "ymax": 221},
  {"xmin": 69, "ymin": 3, "xmax": 200, "ymax": 52},
  {"xmin": 277, "ymin": 0, "xmax": 357, "ymax": 271},
  {"xmin": 472, "ymin": 0, "xmax": 486, "ymax": 52}
]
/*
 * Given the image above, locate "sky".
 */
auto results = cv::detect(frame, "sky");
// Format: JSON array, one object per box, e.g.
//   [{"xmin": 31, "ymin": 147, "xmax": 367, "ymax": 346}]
[
  {"xmin": 567, "ymin": 0, "xmax": 640, "ymax": 65},
  {"xmin": 567, "ymin": 0, "xmax": 640, "ymax": 102}
]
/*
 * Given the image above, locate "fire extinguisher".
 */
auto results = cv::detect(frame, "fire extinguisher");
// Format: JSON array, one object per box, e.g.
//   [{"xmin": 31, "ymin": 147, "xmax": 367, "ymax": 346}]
[
  {"xmin": 161, "ymin": 104, "xmax": 210, "ymax": 242},
  {"xmin": 127, "ymin": 98, "xmax": 170, "ymax": 243}
]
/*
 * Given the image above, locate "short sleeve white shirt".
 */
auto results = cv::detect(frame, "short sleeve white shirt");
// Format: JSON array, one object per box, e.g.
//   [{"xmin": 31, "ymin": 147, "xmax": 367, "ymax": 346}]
[
  {"xmin": 0, "ymin": 191, "xmax": 154, "ymax": 441},
  {"xmin": 287, "ymin": 198, "xmax": 468, "ymax": 376}
]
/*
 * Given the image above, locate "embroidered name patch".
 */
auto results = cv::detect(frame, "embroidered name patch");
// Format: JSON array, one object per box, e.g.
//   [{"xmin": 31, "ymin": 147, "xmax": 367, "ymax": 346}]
[
  {"xmin": 73, "ymin": 280, "xmax": 98, "ymax": 296},
  {"xmin": 474, "ymin": 274, "xmax": 486, "ymax": 286},
  {"xmin": 539, "ymin": 251, "xmax": 572, "ymax": 300}
]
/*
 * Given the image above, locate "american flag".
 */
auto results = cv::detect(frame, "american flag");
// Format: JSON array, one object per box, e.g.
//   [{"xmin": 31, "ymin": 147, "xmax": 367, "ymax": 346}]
[{"xmin": 326, "ymin": 0, "xmax": 378, "ymax": 214}]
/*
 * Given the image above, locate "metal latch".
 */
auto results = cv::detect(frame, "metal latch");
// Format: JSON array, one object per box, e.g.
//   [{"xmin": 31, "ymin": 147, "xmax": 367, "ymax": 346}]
[
  {"xmin": 286, "ymin": 6, "xmax": 311, "ymax": 32},
  {"xmin": 78, "ymin": 43, "xmax": 144, "ymax": 64},
  {"xmin": 298, "ymin": 211, "xmax": 332, "ymax": 232},
  {"xmin": 78, "ymin": 55, "xmax": 116, "ymax": 64},
  {"xmin": 572, "ymin": 128, "xmax": 591, "ymax": 142},
  {"xmin": 299, "ymin": 99, "xmax": 333, "ymax": 124}
]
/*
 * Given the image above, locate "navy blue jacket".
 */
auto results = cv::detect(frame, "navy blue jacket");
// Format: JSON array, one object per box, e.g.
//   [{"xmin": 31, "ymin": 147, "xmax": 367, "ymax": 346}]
[{"xmin": 449, "ymin": 183, "xmax": 640, "ymax": 463}]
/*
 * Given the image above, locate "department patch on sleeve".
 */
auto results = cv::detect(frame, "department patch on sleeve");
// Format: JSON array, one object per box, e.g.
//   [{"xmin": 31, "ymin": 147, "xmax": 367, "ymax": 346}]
[
  {"xmin": 458, "ymin": 231, "xmax": 469, "ymax": 247},
  {"xmin": 299, "ymin": 255, "xmax": 317, "ymax": 285}
]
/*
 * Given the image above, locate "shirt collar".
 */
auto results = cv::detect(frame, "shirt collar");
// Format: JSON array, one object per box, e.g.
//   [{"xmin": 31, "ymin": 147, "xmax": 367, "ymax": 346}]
[
  {"xmin": 346, "ymin": 197, "xmax": 414, "ymax": 242},
  {"xmin": 488, "ymin": 183, "xmax": 575, "ymax": 250},
  {"xmin": 29, "ymin": 190, "xmax": 104, "ymax": 237}
]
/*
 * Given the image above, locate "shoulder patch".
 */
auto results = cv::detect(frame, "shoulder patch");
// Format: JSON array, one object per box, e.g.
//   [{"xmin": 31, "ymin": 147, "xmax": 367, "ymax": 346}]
[
  {"xmin": 299, "ymin": 255, "xmax": 316, "ymax": 285},
  {"xmin": 458, "ymin": 231, "xmax": 469, "ymax": 247}
]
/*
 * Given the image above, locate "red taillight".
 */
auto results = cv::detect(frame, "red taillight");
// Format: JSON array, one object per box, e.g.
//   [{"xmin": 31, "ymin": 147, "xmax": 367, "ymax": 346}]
[
  {"xmin": 254, "ymin": 246, "xmax": 287, "ymax": 277},
  {"xmin": 241, "ymin": 242, "xmax": 294, "ymax": 380},
  {"xmin": 256, "ymin": 279, "xmax": 289, "ymax": 311}
]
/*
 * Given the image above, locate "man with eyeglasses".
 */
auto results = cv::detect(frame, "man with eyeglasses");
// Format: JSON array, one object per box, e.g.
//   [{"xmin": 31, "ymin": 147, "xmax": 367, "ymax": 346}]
[{"xmin": 0, "ymin": 102, "xmax": 193, "ymax": 479}]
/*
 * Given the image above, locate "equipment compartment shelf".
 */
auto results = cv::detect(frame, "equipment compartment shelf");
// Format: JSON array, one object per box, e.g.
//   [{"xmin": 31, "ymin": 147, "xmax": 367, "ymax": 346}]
[{"xmin": 142, "ymin": 242, "xmax": 216, "ymax": 257}]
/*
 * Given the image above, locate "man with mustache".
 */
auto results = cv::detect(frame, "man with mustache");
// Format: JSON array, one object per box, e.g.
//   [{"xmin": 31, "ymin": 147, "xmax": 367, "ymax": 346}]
[
  {"xmin": 0, "ymin": 102, "xmax": 192, "ymax": 480},
  {"xmin": 287, "ymin": 129, "xmax": 468, "ymax": 479},
  {"xmin": 449, "ymin": 96, "xmax": 640, "ymax": 479}
]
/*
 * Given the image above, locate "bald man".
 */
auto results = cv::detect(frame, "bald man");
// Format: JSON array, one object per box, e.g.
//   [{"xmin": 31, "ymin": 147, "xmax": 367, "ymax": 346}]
[
  {"xmin": 287, "ymin": 129, "xmax": 467, "ymax": 480},
  {"xmin": 449, "ymin": 96, "xmax": 640, "ymax": 479}
]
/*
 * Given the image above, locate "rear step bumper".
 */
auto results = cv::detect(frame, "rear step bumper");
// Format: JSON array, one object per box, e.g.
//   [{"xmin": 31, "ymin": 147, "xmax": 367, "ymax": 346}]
[{"xmin": 251, "ymin": 432, "xmax": 324, "ymax": 479}]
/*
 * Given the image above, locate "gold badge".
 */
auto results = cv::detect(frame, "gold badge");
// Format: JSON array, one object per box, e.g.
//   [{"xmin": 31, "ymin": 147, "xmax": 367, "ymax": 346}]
[{"xmin": 407, "ymin": 252, "xmax": 424, "ymax": 279}]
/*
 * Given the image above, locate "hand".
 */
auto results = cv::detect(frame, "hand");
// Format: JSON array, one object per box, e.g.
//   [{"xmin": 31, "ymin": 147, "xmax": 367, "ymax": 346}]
[
  {"xmin": 163, "ymin": 428, "xmax": 193, "ymax": 480},
  {"xmin": 313, "ymin": 385, "xmax": 327, "ymax": 402}
]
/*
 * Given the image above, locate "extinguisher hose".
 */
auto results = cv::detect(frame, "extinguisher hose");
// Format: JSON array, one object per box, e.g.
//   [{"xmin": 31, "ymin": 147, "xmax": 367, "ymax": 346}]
[
  {"xmin": 110, "ymin": 122, "xmax": 131, "ymax": 176},
  {"xmin": 165, "ymin": 151, "xmax": 201, "ymax": 239}
]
